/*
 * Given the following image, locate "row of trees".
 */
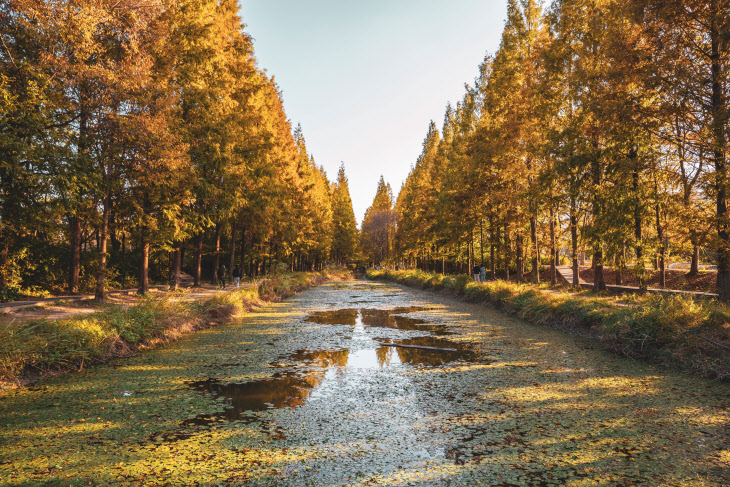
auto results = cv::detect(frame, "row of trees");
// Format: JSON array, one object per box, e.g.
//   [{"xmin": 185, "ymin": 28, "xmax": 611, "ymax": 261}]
[
  {"xmin": 0, "ymin": 0, "xmax": 359, "ymax": 300},
  {"xmin": 365, "ymin": 0, "xmax": 729, "ymax": 298}
]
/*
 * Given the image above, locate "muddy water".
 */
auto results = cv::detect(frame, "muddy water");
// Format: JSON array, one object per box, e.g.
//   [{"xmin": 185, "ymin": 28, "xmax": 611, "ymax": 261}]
[{"xmin": 2, "ymin": 279, "xmax": 729, "ymax": 487}]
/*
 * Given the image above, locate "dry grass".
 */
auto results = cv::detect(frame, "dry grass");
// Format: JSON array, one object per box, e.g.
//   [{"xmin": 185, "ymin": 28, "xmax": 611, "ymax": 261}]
[
  {"xmin": 369, "ymin": 269, "xmax": 730, "ymax": 380},
  {"xmin": 0, "ymin": 270, "xmax": 349, "ymax": 387}
]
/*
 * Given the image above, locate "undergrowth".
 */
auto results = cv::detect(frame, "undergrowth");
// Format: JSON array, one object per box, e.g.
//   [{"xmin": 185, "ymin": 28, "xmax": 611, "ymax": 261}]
[
  {"xmin": 369, "ymin": 269, "xmax": 730, "ymax": 380},
  {"xmin": 0, "ymin": 270, "xmax": 347, "ymax": 384}
]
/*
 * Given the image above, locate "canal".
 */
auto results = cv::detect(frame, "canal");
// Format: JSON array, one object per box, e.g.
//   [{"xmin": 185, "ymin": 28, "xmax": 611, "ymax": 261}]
[{"xmin": 1, "ymin": 279, "xmax": 728, "ymax": 486}]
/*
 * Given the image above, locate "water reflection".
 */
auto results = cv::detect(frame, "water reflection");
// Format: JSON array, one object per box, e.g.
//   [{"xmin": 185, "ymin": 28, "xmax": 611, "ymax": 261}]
[
  {"xmin": 176, "ymin": 309, "xmax": 478, "ymax": 431},
  {"xmin": 380, "ymin": 336, "xmax": 480, "ymax": 367},
  {"xmin": 186, "ymin": 372, "xmax": 324, "ymax": 419},
  {"xmin": 152, "ymin": 375, "xmax": 315, "ymax": 442},
  {"xmin": 306, "ymin": 307, "xmax": 451, "ymax": 335},
  {"xmin": 345, "ymin": 347, "xmax": 403, "ymax": 368},
  {"xmin": 285, "ymin": 349, "xmax": 350, "ymax": 368}
]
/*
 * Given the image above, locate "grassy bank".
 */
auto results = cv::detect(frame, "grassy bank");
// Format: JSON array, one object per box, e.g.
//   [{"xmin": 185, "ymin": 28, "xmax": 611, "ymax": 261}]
[
  {"xmin": 368, "ymin": 269, "xmax": 730, "ymax": 380},
  {"xmin": 0, "ymin": 270, "xmax": 347, "ymax": 386}
]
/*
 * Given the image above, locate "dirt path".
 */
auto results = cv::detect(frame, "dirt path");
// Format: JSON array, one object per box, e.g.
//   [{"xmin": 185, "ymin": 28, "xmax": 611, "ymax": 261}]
[
  {"xmin": 0, "ymin": 281, "xmax": 252, "ymax": 325},
  {"xmin": 0, "ymin": 280, "xmax": 728, "ymax": 486}
]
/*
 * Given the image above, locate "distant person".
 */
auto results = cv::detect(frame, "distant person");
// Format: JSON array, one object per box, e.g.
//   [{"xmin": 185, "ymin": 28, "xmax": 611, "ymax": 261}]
[
  {"xmin": 232, "ymin": 266, "xmax": 242, "ymax": 289},
  {"xmin": 480, "ymin": 265, "xmax": 486, "ymax": 282},
  {"xmin": 218, "ymin": 264, "xmax": 227, "ymax": 289},
  {"xmin": 473, "ymin": 264, "xmax": 481, "ymax": 282}
]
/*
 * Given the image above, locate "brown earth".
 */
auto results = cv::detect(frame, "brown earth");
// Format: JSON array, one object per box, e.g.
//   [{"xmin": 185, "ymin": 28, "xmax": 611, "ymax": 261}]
[
  {"xmin": 0, "ymin": 284, "xmax": 238, "ymax": 325},
  {"xmin": 579, "ymin": 267, "xmax": 717, "ymax": 293}
]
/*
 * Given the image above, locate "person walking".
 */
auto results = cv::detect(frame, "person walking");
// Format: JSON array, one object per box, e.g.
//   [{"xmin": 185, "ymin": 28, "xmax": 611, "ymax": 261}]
[
  {"xmin": 232, "ymin": 266, "xmax": 242, "ymax": 290},
  {"xmin": 218, "ymin": 264, "xmax": 227, "ymax": 289},
  {"xmin": 480, "ymin": 265, "xmax": 487, "ymax": 283},
  {"xmin": 473, "ymin": 264, "xmax": 481, "ymax": 283}
]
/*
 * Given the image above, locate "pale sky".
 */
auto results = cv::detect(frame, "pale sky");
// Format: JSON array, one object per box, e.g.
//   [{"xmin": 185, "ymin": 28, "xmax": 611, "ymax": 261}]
[{"xmin": 239, "ymin": 1, "xmax": 508, "ymax": 225}]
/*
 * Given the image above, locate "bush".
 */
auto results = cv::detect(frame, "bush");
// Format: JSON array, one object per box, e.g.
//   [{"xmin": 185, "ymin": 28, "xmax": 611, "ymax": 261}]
[{"xmin": 0, "ymin": 286, "xmax": 21, "ymax": 303}]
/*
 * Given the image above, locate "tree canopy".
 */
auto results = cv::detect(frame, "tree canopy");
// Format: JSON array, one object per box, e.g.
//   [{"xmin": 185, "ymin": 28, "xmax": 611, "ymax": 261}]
[
  {"xmin": 389, "ymin": 0, "xmax": 729, "ymax": 298},
  {"xmin": 0, "ymin": 0, "xmax": 358, "ymax": 299}
]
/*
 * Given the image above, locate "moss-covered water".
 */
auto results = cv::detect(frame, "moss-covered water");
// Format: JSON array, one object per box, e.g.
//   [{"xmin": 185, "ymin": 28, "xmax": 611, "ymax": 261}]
[{"xmin": 1, "ymin": 280, "xmax": 728, "ymax": 486}]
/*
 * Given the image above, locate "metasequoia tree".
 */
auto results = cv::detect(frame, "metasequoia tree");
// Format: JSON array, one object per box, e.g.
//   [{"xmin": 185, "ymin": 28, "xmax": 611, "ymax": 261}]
[
  {"xmin": 361, "ymin": 176, "xmax": 396, "ymax": 266},
  {"xmin": 633, "ymin": 0, "xmax": 730, "ymax": 298},
  {"xmin": 330, "ymin": 164, "xmax": 359, "ymax": 264},
  {"xmin": 392, "ymin": 0, "xmax": 727, "ymax": 298},
  {"xmin": 0, "ymin": 0, "xmax": 358, "ymax": 299}
]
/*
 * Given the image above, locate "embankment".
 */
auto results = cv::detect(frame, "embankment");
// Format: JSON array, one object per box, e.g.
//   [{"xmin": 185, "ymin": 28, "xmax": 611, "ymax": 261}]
[
  {"xmin": 368, "ymin": 269, "xmax": 730, "ymax": 380},
  {"xmin": 0, "ymin": 270, "xmax": 348, "ymax": 387}
]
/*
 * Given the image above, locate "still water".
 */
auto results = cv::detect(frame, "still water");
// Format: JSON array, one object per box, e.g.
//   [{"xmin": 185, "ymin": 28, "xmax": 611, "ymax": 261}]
[{"xmin": 183, "ymin": 306, "xmax": 480, "ymax": 424}]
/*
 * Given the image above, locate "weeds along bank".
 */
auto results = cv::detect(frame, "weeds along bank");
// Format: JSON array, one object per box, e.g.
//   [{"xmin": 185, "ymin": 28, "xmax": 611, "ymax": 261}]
[
  {"xmin": 0, "ymin": 271, "xmax": 347, "ymax": 387},
  {"xmin": 368, "ymin": 269, "xmax": 730, "ymax": 381}
]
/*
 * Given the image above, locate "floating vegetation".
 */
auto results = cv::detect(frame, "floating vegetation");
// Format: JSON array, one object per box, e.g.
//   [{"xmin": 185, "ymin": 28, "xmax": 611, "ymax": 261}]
[{"xmin": 0, "ymin": 280, "xmax": 728, "ymax": 486}]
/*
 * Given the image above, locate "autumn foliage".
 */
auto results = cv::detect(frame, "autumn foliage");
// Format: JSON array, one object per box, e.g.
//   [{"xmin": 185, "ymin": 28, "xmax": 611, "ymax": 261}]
[
  {"xmin": 0, "ymin": 0, "xmax": 359, "ymax": 299},
  {"xmin": 388, "ymin": 0, "xmax": 730, "ymax": 299}
]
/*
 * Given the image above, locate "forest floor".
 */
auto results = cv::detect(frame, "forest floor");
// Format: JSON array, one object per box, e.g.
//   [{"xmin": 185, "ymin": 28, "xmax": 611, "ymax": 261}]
[
  {"xmin": 0, "ymin": 280, "xmax": 249, "ymax": 325},
  {"xmin": 484, "ymin": 266, "xmax": 716, "ymax": 293},
  {"xmin": 1, "ymin": 279, "xmax": 728, "ymax": 486},
  {"xmin": 579, "ymin": 267, "xmax": 717, "ymax": 293}
]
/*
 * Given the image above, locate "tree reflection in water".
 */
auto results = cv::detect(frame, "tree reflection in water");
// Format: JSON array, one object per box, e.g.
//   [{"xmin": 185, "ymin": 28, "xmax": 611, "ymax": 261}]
[{"xmin": 184, "ymin": 309, "xmax": 478, "ymax": 424}]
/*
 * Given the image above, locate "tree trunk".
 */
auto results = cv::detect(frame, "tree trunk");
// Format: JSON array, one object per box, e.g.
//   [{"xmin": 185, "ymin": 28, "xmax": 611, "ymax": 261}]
[
  {"xmin": 571, "ymin": 200, "xmax": 579, "ymax": 288},
  {"xmin": 710, "ymin": 12, "xmax": 730, "ymax": 299},
  {"xmin": 229, "ymin": 223, "xmax": 237, "ymax": 280},
  {"xmin": 659, "ymin": 249, "xmax": 666, "ymax": 288},
  {"xmin": 504, "ymin": 222, "xmax": 510, "ymax": 280},
  {"xmin": 69, "ymin": 216, "xmax": 82, "ymax": 293},
  {"xmin": 110, "ymin": 207, "xmax": 121, "ymax": 253},
  {"xmin": 95, "ymin": 189, "xmax": 110, "ymax": 301},
  {"xmin": 656, "ymin": 204, "xmax": 666, "ymax": 289},
  {"xmin": 516, "ymin": 233, "xmax": 524, "ymax": 283},
  {"xmin": 138, "ymin": 236, "xmax": 149, "ymax": 295},
  {"xmin": 169, "ymin": 241, "xmax": 182, "ymax": 291},
  {"xmin": 530, "ymin": 213, "xmax": 539, "ymax": 284},
  {"xmin": 549, "ymin": 206, "xmax": 556, "ymax": 286},
  {"xmin": 632, "ymin": 150, "xmax": 646, "ymax": 290},
  {"xmin": 70, "ymin": 102, "xmax": 88, "ymax": 294},
  {"xmin": 690, "ymin": 243, "xmax": 700, "ymax": 275},
  {"xmin": 194, "ymin": 231, "xmax": 203, "ymax": 287},
  {"xmin": 489, "ymin": 215, "xmax": 496, "ymax": 279},
  {"xmin": 239, "ymin": 226, "xmax": 246, "ymax": 276},
  {"xmin": 468, "ymin": 232, "xmax": 473, "ymax": 277},
  {"xmin": 593, "ymin": 246, "xmax": 606, "ymax": 292},
  {"xmin": 138, "ymin": 193, "xmax": 151, "ymax": 295},
  {"xmin": 480, "ymin": 219, "xmax": 485, "ymax": 266},
  {"xmin": 591, "ymin": 143, "xmax": 605, "ymax": 292},
  {"xmin": 212, "ymin": 224, "xmax": 221, "ymax": 284},
  {"xmin": 0, "ymin": 238, "xmax": 8, "ymax": 290}
]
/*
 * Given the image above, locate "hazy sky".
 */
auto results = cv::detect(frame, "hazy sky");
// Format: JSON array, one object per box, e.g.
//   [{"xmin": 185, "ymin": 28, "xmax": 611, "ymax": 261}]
[{"xmin": 239, "ymin": 1, "xmax": 508, "ymax": 225}]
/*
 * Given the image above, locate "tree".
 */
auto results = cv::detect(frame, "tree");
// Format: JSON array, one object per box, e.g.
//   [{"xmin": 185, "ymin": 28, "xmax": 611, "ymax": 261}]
[
  {"xmin": 361, "ymin": 176, "xmax": 395, "ymax": 266},
  {"xmin": 330, "ymin": 164, "xmax": 359, "ymax": 264}
]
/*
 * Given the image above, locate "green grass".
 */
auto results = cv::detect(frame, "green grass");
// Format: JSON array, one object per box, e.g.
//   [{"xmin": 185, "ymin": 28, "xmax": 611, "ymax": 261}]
[
  {"xmin": 368, "ymin": 269, "xmax": 730, "ymax": 380},
  {"xmin": 0, "ymin": 270, "xmax": 348, "ymax": 383}
]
